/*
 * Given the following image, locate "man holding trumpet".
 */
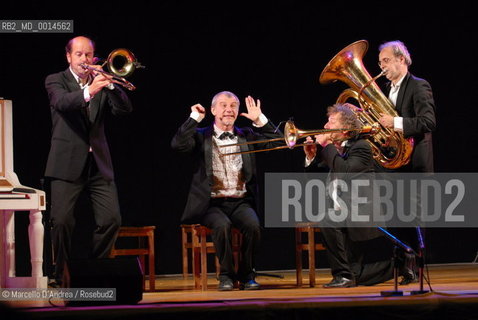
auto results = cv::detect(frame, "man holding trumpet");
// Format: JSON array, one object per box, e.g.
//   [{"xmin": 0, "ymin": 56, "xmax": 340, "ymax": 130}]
[{"xmin": 44, "ymin": 36, "xmax": 133, "ymax": 287}]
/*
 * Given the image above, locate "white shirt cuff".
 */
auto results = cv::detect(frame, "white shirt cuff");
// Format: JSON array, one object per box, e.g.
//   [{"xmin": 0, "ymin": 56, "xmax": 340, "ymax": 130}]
[
  {"xmin": 83, "ymin": 87, "xmax": 91, "ymax": 102},
  {"xmin": 190, "ymin": 111, "xmax": 204, "ymax": 123},
  {"xmin": 305, "ymin": 156, "xmax": 315, "ymax": 167},
  {"xmin": 394, "ymin": 117, "xmax": 403, "ymax": 132},
  {"xmin": 252, "ymin": 113, "xmax": 268, "ymax": 127},
  {"xmin": 107, "ymin": 83, "xmax": 115, "ymax": 90}
]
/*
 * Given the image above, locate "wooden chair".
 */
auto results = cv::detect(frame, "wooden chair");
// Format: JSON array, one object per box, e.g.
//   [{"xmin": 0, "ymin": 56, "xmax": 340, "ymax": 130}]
[
  {"xmin": 295, "ymin": 224, "xmax": 326, "ymax": 287},
  {"xmin": 181, "ymin": 224, "xmax": 242, "ymax": 290},
  {"xmin": 181, "ymin": 224, "xmax": 220, "ymax": 279},
  {"xmin": 110, "ymin": 226, "xmax": 156, "ymax": 291}
]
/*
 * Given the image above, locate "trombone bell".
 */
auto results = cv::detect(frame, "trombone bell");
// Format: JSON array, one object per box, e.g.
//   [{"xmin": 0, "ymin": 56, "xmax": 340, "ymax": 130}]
[
  {"xmin": 80, "ymin": 48, "xmax": 144, "ymax": 91},
  {"xmin": 284, "ymin": 120, "xmax": 302, "ymax": 148},
  {"xmin": 107, "ymin": 48, "xmax": 143, "ymax": 78},
  {"xmin": 283, "ymin": 120, "xmax": 354, "ymax": 148}
]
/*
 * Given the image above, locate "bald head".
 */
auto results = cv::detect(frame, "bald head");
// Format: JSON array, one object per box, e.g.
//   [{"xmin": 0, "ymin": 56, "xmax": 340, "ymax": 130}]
[
  {"xmin": 66, "ymin": 36, "xmax": 95, "ymax": 78},
  {"xmin": 65, "ymin": 36, "xmax": 95, "ymax": 54}
]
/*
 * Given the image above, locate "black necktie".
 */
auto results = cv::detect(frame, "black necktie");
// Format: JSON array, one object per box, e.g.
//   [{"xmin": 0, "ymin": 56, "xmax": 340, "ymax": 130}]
[{"xmin": 218, "ymin": 132, "xmax": 235, "ymax": 140}]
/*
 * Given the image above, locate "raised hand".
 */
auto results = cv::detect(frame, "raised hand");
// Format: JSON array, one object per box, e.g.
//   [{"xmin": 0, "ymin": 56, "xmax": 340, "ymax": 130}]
[
  {"xmin": 191, "ymin": 103, "xmax": 205, "ymax": 114},
  {"xmin": 241, "ymin": 95, "xmax": 262, "ymax": 123},
  {"xmin": 191, "ymin": 103, "xmax": 206, "ymax": 121}
]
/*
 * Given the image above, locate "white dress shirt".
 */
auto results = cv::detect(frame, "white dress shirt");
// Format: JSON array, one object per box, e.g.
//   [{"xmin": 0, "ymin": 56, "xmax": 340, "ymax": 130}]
[
  {"xmin": 304, "ymin": 141, "xmax": 347, "ymax": 210},
  {"xmin": 69, "ymin": 67, "xmax": 115, "ymax": 103},
  {"xmin": 389, "ymin": 74, "xmax": 406, "ymax": 132},
  {"xmin": 189, "ymin": 112, "xmax": 269, "ymax": 198}
]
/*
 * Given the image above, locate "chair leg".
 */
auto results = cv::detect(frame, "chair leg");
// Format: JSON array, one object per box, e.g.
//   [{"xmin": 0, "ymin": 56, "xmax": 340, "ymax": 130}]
[
  {"xmin": 193, "ymin": 247, "xmax": 201, "ymax": 289},
  {"xmin": 200, "ymin": 228, "xmax": 208, "ymax": 291},
  {"xmin": 148, "ymin": 231, "xmax": 155, "ymax": 291},
  {"xmin": 295, "ymin": 228, "xmax": 303, "ymax": 287},
  {"xmin": 307, "ymin": 227, "xmax": 316, "ymax": 287},
  {"xmin": 181, "ymin": 227, "xmax": 189, "ymax": 279}
]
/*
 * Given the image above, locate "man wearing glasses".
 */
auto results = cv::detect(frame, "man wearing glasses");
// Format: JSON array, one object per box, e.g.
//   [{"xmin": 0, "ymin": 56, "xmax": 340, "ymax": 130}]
[
  {"xmin": 376, "ymin": 41, "xmax": 437, "ymax": 284},
  {"xmin": 377, "ymin": 40, "xmax": 436, "ymax": 173}
]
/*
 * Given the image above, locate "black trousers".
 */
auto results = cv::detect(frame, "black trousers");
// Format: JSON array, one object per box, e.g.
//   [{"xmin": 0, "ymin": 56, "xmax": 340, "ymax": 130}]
[
  {"xmin": 49, "ymin": 154, "xmax": 121, "ymax": 281},
  {"xmin": 321, "ymin": 227, "xmax": 394, "ymax": 285},
  {"xmin": 201, "ymin": 197, "xmax": 261, "ymax": 282}
]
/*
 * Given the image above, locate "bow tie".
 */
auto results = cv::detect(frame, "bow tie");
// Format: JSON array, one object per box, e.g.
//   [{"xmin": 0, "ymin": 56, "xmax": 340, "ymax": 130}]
[{"xmin": 218, "ymin": 132, "xmax": 235, "ymax": 140}]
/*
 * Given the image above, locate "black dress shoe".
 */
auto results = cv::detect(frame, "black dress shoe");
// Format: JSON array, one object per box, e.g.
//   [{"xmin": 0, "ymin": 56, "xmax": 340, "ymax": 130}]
[
  {"xmin": 399, "ymin": 253, "xmax": 418, "ymax": 285},
  {"xmin": 399, "ymin": 266, "xmax": 418, "ymax": 285},
  {"xmin": 323, "ymin": 276, "xmax": 356, "ymax": 288},
  {"xmin": 239, "ymin": 280, "xmax": 260, "ymax": 290},
  {"xmin": 48, "ymin": 279, "xmax": 62, "ymax": 288},
  {"xmin": 218, "ymin": 278, "xmax": 234, "ymax": 291},
  {"xmin": 399, "ymin": 272, "xmax": 418, "ymax": 285}
]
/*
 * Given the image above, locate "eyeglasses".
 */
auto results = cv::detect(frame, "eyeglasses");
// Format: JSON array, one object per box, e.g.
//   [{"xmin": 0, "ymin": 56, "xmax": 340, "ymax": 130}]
[{"xmin": 378, "ymin": 57, "xmax": 392, "ymax": 67}]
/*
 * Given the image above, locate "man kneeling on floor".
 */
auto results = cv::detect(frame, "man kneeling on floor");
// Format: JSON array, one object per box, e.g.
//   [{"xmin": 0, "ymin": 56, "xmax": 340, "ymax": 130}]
[{"xmin": 303, "ymin": 103, "xmax": 417, "ymax": 288}]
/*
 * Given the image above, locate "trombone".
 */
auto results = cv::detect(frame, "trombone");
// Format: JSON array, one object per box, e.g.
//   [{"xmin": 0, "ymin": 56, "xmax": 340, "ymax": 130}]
[
  {"xmin": 220, "ymin": 120, "xmax": 380, "ymax": 156},
  {"xmin": 80, "ymin": 48, "xmax": 145, "ymax": 91}
]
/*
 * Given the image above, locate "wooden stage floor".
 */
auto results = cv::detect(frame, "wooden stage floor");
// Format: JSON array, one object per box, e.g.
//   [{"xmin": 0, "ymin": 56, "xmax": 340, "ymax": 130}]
[
  {"xmin": 144, "ymin": 263, "xmax": 478, "ymax": 301},
  {"xmin": 4, "ymin": 263, "xmax": 478, "ymax": 320}
]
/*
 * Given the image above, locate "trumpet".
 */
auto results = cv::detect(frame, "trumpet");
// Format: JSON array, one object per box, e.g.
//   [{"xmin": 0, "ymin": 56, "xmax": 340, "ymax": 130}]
[
  {"xmin": 219, "ymin": 120, "xmax": 380, "ymax": 156},
  {"xmin": 80, "ymin": 48, "xmax": 145, "ymax": 91}
]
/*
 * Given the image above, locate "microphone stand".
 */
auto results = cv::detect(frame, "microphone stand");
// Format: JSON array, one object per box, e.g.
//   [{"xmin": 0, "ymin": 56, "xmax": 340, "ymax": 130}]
[
  {"xmin": 378, "ymin": 227, "xmax": 417, "ymax": 297},
  {"xmin": 411, "ymin": 226, "xmax": 429, "ymax": 295}
]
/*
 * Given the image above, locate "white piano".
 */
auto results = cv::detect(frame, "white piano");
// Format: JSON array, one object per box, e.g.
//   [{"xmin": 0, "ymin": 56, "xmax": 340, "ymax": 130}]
[{"xmin": 0, "ymin": 99, "xmax": 47, "ymax": 289}]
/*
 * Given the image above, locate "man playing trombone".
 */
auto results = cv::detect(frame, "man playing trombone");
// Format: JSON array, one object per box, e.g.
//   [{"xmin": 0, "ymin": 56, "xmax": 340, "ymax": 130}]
[
  {"xmin": 171, "ymin": 91, "xmax": 281, "ymax": 291},
  {"xmin": 44, "ymin": 36, "xmax": 133, "ymax": 287},
  {"xmin": 303, "ymin": 103, "xmax": 415, "ymax": 288}
]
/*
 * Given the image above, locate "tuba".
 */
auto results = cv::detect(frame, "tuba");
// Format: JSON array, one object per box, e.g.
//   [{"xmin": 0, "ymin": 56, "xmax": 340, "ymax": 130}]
[{"xmin": 319, "ymin": 40, "xmax": 414, "ymax": 169}]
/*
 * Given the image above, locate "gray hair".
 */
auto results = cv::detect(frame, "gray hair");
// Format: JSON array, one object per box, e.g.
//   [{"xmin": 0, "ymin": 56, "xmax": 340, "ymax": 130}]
[
  {"xmin": 327, "ymin": 103, "xmax": 361, "ymax": 130},
  {"xmin": 379, "ymin": 40, "xmax": 412, "ymax": 67},
  {"xmin": 211, "ymin": 91, "xmax": 240, "ymax": 107}
]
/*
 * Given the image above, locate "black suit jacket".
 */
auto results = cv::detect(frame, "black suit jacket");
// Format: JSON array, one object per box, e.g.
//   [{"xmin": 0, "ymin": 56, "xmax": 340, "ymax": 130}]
[
  {"xmin": 383, "ymin": 72, "xmax": 436, "ymax": 172},
  {"xmin": 308, "ymin": 138, "xmax": 382, "ymax": 241},
  {"xmin": 44, "ymin": 68, "xmax": 133, "ymax": 182},
  {"xmin": 171, "ymin": 117, "xmax": 282, "ymax": 223}
]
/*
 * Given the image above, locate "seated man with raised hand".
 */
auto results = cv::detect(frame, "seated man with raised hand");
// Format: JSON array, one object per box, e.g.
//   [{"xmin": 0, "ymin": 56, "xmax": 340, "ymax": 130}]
[{"xmin": 171, "ymin": 91, "xmax": 282, "ymax": 291}]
